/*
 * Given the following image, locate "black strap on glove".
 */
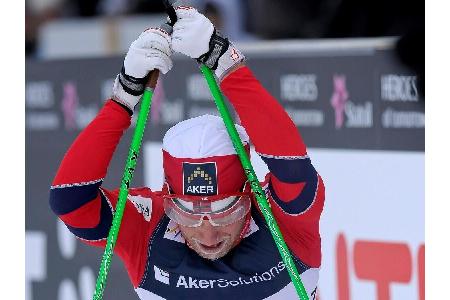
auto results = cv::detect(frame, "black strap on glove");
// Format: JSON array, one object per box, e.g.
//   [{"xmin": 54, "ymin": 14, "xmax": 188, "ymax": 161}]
[
  {"xmin": 118, "ymin": 66, "xmax": 150, "ymax": 96},
  {"xmin": 197, "ymin": 29, "xmax": 230, "ymax": 70}
]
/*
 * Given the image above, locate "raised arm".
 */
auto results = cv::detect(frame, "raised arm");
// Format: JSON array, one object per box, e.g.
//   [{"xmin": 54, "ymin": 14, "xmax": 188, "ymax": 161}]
[
  {"xmin": 50, "ymin": 100, "xmax": 130, "ymax": 240},
  {"xmin": 49, "ymin": 28, "xmax": 173, "ymax": 284},
  {"xmin": 220, "ymin": 66, "xmax": 325, "ymax": 267},
  {"xmin": 221, "ymin": 66, "xmax": 323, "ymax": 216},
  {"xmin": 171, "ymin": 6, "xmax": 325, "ymax": 266}
]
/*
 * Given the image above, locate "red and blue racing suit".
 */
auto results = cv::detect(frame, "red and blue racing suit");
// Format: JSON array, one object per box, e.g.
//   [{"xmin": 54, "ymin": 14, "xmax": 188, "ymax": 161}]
[{"xmin": 50, "ymin": 66, "xmax": 325, "ymax": 299}]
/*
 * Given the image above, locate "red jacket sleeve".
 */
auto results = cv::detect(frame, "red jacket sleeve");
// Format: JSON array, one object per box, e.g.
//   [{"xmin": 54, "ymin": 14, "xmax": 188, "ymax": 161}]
[
  {"xmin": 49, "ymin": 100, "xmax": 164, "ymax": 286},
  {"xmin": 220, "ymin": 66, "xmax": 325, "ymax": 267}
]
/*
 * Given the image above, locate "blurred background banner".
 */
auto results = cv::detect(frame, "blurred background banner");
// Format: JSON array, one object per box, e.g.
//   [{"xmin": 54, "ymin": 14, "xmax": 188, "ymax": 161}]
[{"xmin": 26, "ymin": 40, "xmax": 424, "ymax": 300}]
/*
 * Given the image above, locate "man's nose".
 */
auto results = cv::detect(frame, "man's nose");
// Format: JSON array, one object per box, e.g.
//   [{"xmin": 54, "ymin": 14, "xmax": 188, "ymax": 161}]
[{"xmin": 197, "ymin": 217, "xmax": 220, "ymax": 245}]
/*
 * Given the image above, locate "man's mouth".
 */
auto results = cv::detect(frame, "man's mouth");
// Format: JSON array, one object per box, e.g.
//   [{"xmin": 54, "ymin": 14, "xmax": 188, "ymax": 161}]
[
  {"xmin": 195, "ymin": 240, "xmax": 227, "ymax": 255},
  {"xmin": 201, "ymin": 241, "xmax": 222, "ymax": 249}
]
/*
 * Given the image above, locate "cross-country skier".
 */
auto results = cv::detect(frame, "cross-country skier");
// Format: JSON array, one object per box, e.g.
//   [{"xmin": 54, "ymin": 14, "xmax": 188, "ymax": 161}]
[{"xmin": 50, "ymin": 6, "xmax": 325, "ymax": 299}]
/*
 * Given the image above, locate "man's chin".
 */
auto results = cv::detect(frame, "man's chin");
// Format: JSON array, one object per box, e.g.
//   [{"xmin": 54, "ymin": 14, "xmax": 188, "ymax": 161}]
[{"xmin": 197, "ymin": 251, "xmax": 228, "ymax": 261}]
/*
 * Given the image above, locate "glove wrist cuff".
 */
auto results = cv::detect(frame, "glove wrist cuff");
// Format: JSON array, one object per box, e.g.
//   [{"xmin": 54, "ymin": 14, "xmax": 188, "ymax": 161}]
[
  {"xmin": 215, "ymin": 43, "xmax": 246, "ymax": 82},
  {"xmin": 118, "ymin": 66, "xmax": 149, "ymax": 96},
  {"xmin": 196, "ymin": 29, "xmax": 230, "ymax": 70},
  {"xmin": 112, "ymin": 75, "xmax": 141, "ymax": 113}
]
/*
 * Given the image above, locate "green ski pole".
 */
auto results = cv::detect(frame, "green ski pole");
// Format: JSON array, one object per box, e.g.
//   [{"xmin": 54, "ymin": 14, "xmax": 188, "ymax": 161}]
[
  {"xmin": 92, "ymin": 3, "xmax": 176, "ymax": 298},
  {"xmin": 200, "ymin": 65, "xmax": 309, "ymax": 300},
  {"xmin": 92, "ymin": 70, "xmax": 159, "ymax": 300}
]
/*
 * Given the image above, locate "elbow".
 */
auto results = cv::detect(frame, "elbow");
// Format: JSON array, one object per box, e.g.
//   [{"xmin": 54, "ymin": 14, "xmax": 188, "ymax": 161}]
[
  {"xmin": 269, "ymin": 173, "xmax": 319, "ymax": 215},
  {"xmin": 49, "ymin": 180, "xmax": 103, "ymax": 216}
]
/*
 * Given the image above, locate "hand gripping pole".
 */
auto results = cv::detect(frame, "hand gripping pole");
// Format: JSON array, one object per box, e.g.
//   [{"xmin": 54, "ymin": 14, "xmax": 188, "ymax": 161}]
[{"xmin": 92, "ymin": 2, "xmax": 177, "ymax": 298}]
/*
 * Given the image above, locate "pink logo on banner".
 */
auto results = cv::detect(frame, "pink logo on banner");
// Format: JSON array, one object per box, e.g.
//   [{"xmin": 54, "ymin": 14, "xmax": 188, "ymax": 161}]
[
  {"xmin": 330, "ymin": 75, "xmax": 349, "ymax": 129},
  {"xmin": 61, "ymin": 81, "xmax": 79, "ymax": 130}
]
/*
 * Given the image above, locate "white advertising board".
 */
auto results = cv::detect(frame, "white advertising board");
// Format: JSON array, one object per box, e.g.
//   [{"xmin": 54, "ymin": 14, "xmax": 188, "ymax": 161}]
[{"xmin": 312, "ymin": 149, "xmax": 424, "ymax": 300}]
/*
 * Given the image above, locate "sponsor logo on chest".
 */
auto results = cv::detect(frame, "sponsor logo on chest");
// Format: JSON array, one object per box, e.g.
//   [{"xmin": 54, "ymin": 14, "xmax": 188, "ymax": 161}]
[{"xmin": 153, "ymin": 261, "xmax": 287, "ymax": 289}]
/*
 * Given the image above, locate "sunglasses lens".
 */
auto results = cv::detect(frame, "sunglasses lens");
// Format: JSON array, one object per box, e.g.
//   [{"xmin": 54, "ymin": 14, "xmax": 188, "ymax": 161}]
[
  {"xmin": 163, "ymin": 201, "xmax": 202, "ymax": 227},
  {"xmin": 163, "ymin": 196, "xmax": 251, "ymax": 227}
]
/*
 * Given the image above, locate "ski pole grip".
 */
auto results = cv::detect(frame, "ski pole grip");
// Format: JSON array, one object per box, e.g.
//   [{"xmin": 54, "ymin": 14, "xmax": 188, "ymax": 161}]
[
  {"xmin": 145, "ymin": 70, "xmax": 160, "ymax": 89},
  {"xmin": 145, "ymin": 21, "xmax": 174, "ymax": 89},
  {"xmin": 145, "ymin": 1, "xmax": 177, "ymax": 90},
  {"xmin": 163, "ymin": 0, "xmax": 178, "ymax": 26}
]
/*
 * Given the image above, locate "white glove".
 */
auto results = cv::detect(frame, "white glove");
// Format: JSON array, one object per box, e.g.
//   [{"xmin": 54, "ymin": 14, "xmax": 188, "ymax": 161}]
[
  {"xmin": 172, "ymin": 6, "xmax": 245, "ymax": 81},
  {"xmin": 172, "ymin": 6, "xmax": 213, "ymax": 59},
  {"xmin": 112, "ymin": 27, "xmax": 173, "ymax": 112}
]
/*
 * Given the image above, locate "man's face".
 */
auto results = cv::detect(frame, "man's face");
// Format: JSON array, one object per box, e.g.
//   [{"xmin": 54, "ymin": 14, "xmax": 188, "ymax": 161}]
[{"xmin": 179, "ymin": 215, "xmax": 247, "ymax": 260}]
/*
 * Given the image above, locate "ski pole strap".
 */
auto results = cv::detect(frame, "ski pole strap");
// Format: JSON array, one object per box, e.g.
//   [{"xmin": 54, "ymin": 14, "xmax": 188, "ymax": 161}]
[
  {"xmin": 92, "ymin": 71, "xmax": 159, "ymax": 300},
  {"xmin": 199, "ymin": 65, "xmax": 309, "ymax": 300}
]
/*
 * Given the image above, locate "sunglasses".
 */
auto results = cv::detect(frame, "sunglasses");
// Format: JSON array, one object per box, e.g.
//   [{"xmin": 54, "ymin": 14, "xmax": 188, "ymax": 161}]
[{"xmin": 162, "ymin": 184, "xmax": 252, "ymax": 227}]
